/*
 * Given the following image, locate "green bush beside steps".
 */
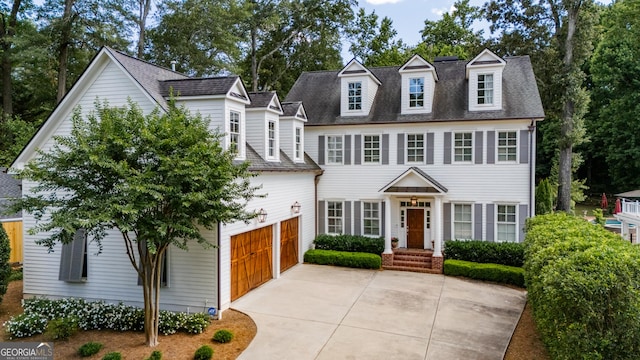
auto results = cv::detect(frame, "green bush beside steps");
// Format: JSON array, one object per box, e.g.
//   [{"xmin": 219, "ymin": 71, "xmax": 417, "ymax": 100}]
[
  {"xmin": 304, "ymin": 249, "xmax": 381, "ymax": 269},
  {"xmin": 443, "ymin": 259, "xmax": 525, "ymax": 287}
]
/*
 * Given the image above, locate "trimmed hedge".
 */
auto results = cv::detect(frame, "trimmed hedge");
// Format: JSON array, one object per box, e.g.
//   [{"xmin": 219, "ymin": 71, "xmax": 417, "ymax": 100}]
[
  {"xmin": 525, "ymin": 213, "xmax": 640, "ymax": 359},
  {"xmin": 314, "ymin": 234, "xmax": 384, "ymax": 255},
  {"xmin": 304, "ymin": 249, "xmax": 381, "ymax": 269},
  {"xmin": 444, "ymin": 259, "xmax": 524, "ymax": 287},
  {"xmin": 444, "ymin": 240, "xmax": 524, "ymax": 267}
]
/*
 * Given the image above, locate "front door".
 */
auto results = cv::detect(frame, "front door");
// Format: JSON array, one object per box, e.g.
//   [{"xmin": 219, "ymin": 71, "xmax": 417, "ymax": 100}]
[{"xmin": 407, "ymin": 209, "xmax": 424, "ymax": 249}]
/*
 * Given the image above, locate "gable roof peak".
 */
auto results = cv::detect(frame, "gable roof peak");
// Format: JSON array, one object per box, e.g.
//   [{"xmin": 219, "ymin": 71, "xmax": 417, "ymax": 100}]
[
  {"xmin": 399, "ymin": 54, "xmax": 438, "ymax": 81},
  {"xmin": 466, "ymin": 48, "xmax": 506, "ymax": 78},
  {"xmin": 338, "ymin": 58, "xmax": 382, "ymax": 85}
]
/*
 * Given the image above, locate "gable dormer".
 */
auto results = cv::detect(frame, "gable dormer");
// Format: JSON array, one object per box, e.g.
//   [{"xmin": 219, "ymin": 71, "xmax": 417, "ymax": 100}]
[
  {"xmin": 280, "ymin": 102, "xmax": 308, "ymax": 163},
  {"xmin": 399, "ymin": 55, "xmax": 438, "ymax": 115},
  {"xmin": 338, "ymin": 59, "xmax": 381, "ymax": 117},
  {"xmin": 246, "ymin": 92, "xmax": 283, "ymax": 162},
  {"xmin": 466, "ymin": 49, "xmax": 506, "ymax": 112}
]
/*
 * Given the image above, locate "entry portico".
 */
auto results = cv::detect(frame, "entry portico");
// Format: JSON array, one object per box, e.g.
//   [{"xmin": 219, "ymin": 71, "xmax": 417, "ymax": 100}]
[{"xmin": 380, "ymin": 167, "xmax": 447, "ymax": 260}]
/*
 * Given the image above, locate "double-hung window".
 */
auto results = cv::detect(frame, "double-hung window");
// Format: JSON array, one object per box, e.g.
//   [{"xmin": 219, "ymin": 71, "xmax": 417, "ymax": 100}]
[
  {"xmin": 453, "ymin": 204, "xmax": 472, "ymax": 239},
  {"xmin": 409, "ymin": 77, "xmax": 424, "ymax": 108},
  {"xmin": 363, "ymin": 135, "xmax": 380, "ymax": 163},
  {"xmin": 295, "ymin": 127, "xmax": 302, "ymax": 160},
  {"xmin": 229, "ymin": 111, "xmax": 240, "ymax": 153},
  {"xmin": 478, "ymin": 74, "xmax": 494, "ymax": 105},
  {"xmin": 327, "ymin": 201, "xmax": 343, "ymax": 234},
  {"xmin": 268, "ymin": 121, "xmax": 276, "ymax": 158},
  {"xmin": 497, "ymin": 205, "xmax": 517, "ymax": 242},
  {"xmin": 498, "ymin": 131, "xmax": 517, "ymax": 162},
  {"xmin": 454, "ymin": 132, "xmax": 473, "ymax": 162},
  {"xmin": 348, "ymin": 82, "xmax": 362, "ymax": 110},
  {"xmin": 363, "ymin": 202, "xmax": 380, "ymax": 236},
  {"xmin": 327, "ymin": 136, "xmax": 343, "ymax": 164},
  {"xmin": 407, "ymin": 134, "xmax": 424, "ymax": 163}
]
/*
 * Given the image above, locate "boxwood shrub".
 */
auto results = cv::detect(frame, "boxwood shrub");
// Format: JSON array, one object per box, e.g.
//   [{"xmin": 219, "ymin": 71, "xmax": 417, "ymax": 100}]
[
  {"xmin": 304, "ymin": 249, "xmax": 381, "ymax": 269},
  {"xmin": 314, "ymin": 234, "xmax": 384, "ymax": 255},
  {"xmin": 443, "ymin": 259, "xmax": 524, "ymax": 287},
  {"xmin": 525, "ymin": 213, "xmax": 640, "ymax": 359},
  {"xmin": 444, "ymin": 240, "xmax": 524, "ymax": 267}
]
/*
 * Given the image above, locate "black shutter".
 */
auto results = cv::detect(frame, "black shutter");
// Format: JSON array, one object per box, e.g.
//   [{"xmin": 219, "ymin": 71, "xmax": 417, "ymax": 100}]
[
  {"xmin": 475, "ymin": 131, "xmax": 484, "ymax": 164},
  {"xmin": 354, "ymin": 201, "xmax": 362, "ymax": 235},
  {"xmin": 397, "ymin": 133, "xmax": 404, "ymax": 165},
  {"xmin": 318, "ymin": 200, "xmax": 326, "ymax": 234},
  {"xmin": 474, "ymin": 204, "xmax": 483, "ymax": 240},
  {"xmin": 486, "ymin": 131, "xmax": 495, "ymax": 164},
  {"xmin": 344, "ymin": 135, "xmax": 351, "ymax": 165},
  {"xmin": 382, "ymin": 134, "xmax": 389, "ymax": 165},
  {"xmin": 519, "ymin": 204, "xmax": 528, "ymax": 242},
  {"xmin": 519, "ymin": 130, "xmax": 529, "ymax": 164},
  {"xmin": 426, "ymin": 133, "xmax": 434, "ymax": 165},
  {"xmin": 486, "ymin": 204, "xmax": 495, "ymax": 241},
  {"xmin": 344, "ymin": 201, "xmax": 352, "ymax": 234},
  {"xmin": 355, "ymin": 135, "xmax": 362, "ymax": 165},
  {"xmin": 59, "ymin": 229, "xmax": 86, "ymax": 282},
  {"xmin": 443, "ymin": 203, "xmax": 451, "ymax": 240},
  {"xmin": 443, "ymin": 132, "xmax": 452, "ymax": 164},
  {"xmin": 318, "ymin": 136, "xmax": 325, "ymax": 165},
  {"xmin": 381, "ymin": 201, "xmax": 386, "ymax": 236}
]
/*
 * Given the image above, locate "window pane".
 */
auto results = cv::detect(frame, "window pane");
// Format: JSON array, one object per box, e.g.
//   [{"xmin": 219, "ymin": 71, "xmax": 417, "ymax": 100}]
[
  {"xmin": 496, "ymin": 205, "xmax": 516, "ymax": 242},
  {"xmin": 407, "ymin": 134, "xmax": 425, "ymax": 162},
  {"xmin": 348, "ymin": 82, "xmax": 362, "ymax": 110},
  {"xmin": 327, "ymin": 136, "xmax": 343, "ymax": 164},
  {"xmin": 453, "ymin": 204, "xmax": 472, "ymax": 239},
  {"xmin": 363, "ymin": 202, "xmax": 380, "ymax": 236},
  {"xmin": 477, "ymin": 74, "xmax": 494, "ymax": 105},
  {"xmin": 364, "ymin": 135, "xmax": 380, "ymax": 163},
  {"xmin": 454, "ymin": 133, "xmax": 472, "ymax": 162},
  {"xmin": 328, "ymin": 202, "xmax": 343, "ymax": 234},
  {"xmin": 409, "ymin": 78, "xmax": 424, "ymax": 108}
]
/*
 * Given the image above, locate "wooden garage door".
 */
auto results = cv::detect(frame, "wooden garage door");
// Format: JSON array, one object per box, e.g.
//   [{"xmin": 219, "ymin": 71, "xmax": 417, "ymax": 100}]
[
  {"xmin": 280, "ymin": 217, "xmax": 299, "ymax": 273},
  {"xmin": 231, "ymin": 226, "xmax": 273, "ymax": 301}
]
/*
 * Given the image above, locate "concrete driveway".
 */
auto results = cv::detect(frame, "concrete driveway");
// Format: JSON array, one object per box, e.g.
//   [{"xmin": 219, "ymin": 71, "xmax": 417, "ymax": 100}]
[{"xmin": 232, "ymin": 264, "xmax": 526, "ymax": 360}]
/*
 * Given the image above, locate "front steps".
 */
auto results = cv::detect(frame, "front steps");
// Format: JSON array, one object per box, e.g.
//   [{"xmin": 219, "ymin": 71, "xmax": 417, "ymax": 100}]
[{"xmin": 382, "ymin": 248, "xmax": 442, "ymax": 274}]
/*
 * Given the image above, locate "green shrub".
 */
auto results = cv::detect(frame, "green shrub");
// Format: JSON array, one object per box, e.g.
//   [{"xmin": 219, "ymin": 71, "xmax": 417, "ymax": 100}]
[
  {"xmin": 8, "ymin": 267, "xmax": 22, "ymax": 282},
  {"xmin": 213, "ymin": 329, "xmax": 234, "ymax": 343},
  {"xmin": 193, "ymin": 345, "xmax": 213, "ymax": 360},
  {"xmin": 102, "ymin": 352, "xmax": 122, "ymax": 360},
  {"xmin": 146, "ymin": 350, "xmax": 162, "ymax": 360},
  {"xmin": 46, "ymin": 317, "xmax": 78, "ymax": 340},
  {"xmin": 304, "ymin": 249, "xmax": 381, "ymax": 269},
  {"xmin": 78, "ymin": 341, "xmax": 103, "ymax": 357},
  {"xmin": 314, "ymin": 234, "xmax": 384, "ymax": 255},
  {"xmin": 525, "ymin": 213, "xmax": 640, "ymax": 359},
  {"xmin": 444, "ymin": 240, "xmax": 524, "ymax": 267},
  {"xmin": 0, "ymin": 226, "xmax": 11, "ymax": 303},
  {"xmin": 444, "ymin": 259, "xmax": 524, "ymax": 287}
]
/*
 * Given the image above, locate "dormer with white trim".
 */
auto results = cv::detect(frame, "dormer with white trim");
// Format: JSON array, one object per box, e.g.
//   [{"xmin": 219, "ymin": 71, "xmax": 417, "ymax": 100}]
[
  {"xmin": 338, "ymin": 59, "xmax": 381, "ymax": 117},
  {"xmin": 280, "ymin": 102, "xmax": 308, "ymax": 163},
  {"xmin": 246, "ymin": 92, "xmax": 283, "ymax": 162},
  {"xmin": 399, "ymin": 55, "xmax": 438, "ymax": 115},
  {"xmin": 466, "ymin": 49, "xmax": 506, "ymax": 112}
]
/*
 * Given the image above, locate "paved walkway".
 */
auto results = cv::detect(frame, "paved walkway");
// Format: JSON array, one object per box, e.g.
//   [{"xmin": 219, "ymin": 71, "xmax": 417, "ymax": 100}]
[{"xmin": 232, "ymin": 264, "xmax": 526, "ymax": 360}]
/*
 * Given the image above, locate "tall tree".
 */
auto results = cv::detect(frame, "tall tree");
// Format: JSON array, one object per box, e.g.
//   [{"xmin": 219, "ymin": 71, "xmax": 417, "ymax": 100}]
[
  {"xmin": 347, "ymin": 8, "xmax": 405, "ymax": 66},
  {"xmin": 135, "ymin": 0, "xmax": 152, "ymax": 58},
  {"xmin": 14, "ymin": 100, "xmax": 259, "ymax": 346},
  {"xmin": 0, "ymin": 0, "xmax": 29, "ymax": 118}
]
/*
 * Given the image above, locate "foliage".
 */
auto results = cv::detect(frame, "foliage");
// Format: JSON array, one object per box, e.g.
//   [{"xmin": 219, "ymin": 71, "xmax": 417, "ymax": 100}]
[
  {"xmin": 45, "ymin": 316, "xmax": 79, "ymax": 340},
  {"xmin": 102, "ymin": 352, "xmax": 122, "ymax": 360},
  {"xmin": 4, "ymin": 297, "xmax": 210, "ymax": 339},
  {"xmin": 443, "ymin": 240, "xmax": 525, "ymax": 267},
  {"xmin": 8, "ymin": 267, "xmax": 22, "ymax": 282},
  {"xmin": 444, "ymin": 259, "xmax": 525, "ymax": 287},
  {"xmin": 78, "ymin": 341, "xmax": 103, "ymax": 357},
  {"xmin": 145, "ymin": 350, "xmax": 162, "ymax": 360},
  {"xmin": 592, "ymin": 208, "xmax": 605, "ymax": 227},
  {"xmin": 524, "ymin": 213, "xmax": 640, "ymax": 359},
  {"xmin": 347, "ymin": 8, "xmax": 405, "ymax": 67},
  {"xmin": 304, "ymin": 249, "xmax": 381, "ymax": 269},
  {"xmin": 0, "ymin": 225, "xmax": 10, "ymax": 303},
  {"xmin": 13, "ymin": 100, "xmax": 257, "ymax": 346},
  {"xmin": 0, "ymin": 115, "xmax": 41, "ymax": 167},
  {"xmin": 213, "ymin": 329, "xmax": 234, "ymax": 343},
  {"xmin": 535, "ymin": 178, "xmax": 555, "ymax": 215},
  {"xmin": 193, "ymin": 345, "xmax": 214, "ymax": 360},
  {"xmin": 313, "ymin": 234, "xmax": 384, "ymax": 255}
]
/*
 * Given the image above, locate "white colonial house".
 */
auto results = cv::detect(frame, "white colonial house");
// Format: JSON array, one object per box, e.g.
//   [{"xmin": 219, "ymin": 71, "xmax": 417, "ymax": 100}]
[{"xmin": 11, "ymin": 47, "xmax": 543, "ymax": 315}]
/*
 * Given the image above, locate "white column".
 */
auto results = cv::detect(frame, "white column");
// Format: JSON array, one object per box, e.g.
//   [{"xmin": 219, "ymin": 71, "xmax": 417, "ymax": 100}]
[
  {"xmin": 621, "ymin": 221, "xmax": 629, "ymax": 241},
  {"xmin": 433, "ymin": 196, "xmax": 443, "ymax": 257},
  {"xmin": 383, "ymin": 195, "xmax": 393, "ymax": 254}
]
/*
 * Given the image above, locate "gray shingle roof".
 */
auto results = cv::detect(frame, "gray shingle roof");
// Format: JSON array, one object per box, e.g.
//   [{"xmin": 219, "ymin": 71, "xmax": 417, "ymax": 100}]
[
  {"xmin": 241, "ymin": 145, "xmax": 321, "ymax": 173},
  {"xmin": 284, "ymin": 56, "xmax": 544, "ymax": 126},
  {"xmin": 247, "ymin": 92, "xmax": 277, "ymax": 108},
  {"xmin": 160, "ymin": 77, "xmax": 241, "ymax": 98},
  {"xmin": 0, "ymin": 168, "xmax": 21, "ymax": 219},
  {"xmin": 281, "ymin": 102, "xmax": 303, "ymax": 117}
]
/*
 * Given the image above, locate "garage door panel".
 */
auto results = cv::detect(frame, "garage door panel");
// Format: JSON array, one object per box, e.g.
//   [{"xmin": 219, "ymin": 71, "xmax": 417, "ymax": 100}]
[
  {"xmin": 231, "ymin": 225, "xmax": 273, "ymax": 301},
  {"xmin": 280, "ymin": 217, "xmax": 299, "ymax": 273}
]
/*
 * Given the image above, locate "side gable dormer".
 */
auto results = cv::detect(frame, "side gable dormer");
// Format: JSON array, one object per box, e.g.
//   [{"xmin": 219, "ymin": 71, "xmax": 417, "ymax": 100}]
[
  {"xmin": 246, "ymin": 92, "xmax": 283, "ymax": 162},
  {"xmin": 338, "ymin": 59, "xmax": 381, "ymax": 117},
  {"xmin": 399, "ymin": 55, "xmax": 438, "ymax": 115},
  {"xmin": 280, "ymin": 102, "xmax": 307, "ymax": 163},
  {"xmin": 466, "ymin": 49, "xmax": 506, "ymax": 112}
]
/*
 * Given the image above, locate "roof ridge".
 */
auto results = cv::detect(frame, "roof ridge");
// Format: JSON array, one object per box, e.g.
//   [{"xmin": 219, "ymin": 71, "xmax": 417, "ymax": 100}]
[{"xmin": 104, "ymin": 46, "xmax": 186, "ymax": 77}]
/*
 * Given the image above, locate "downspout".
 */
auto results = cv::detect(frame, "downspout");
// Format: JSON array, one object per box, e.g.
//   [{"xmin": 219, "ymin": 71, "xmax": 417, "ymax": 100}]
[
  {"xmin": 528, "ymin": 120, "xmax": 537, "ymax": 217},
  {"xmin": 314, "ymin": 170, "xmax": 324, "ymax": 238},
  {"xmin": 216, "ymin": 221, "xmax": 221, "ymax": 318}
]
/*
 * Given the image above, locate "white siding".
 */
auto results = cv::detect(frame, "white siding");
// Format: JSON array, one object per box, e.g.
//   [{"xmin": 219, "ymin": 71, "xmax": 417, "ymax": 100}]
[
  {"xmin": 246, "ymin": 110, "xmax": 267, "ymax": 157},
  {"xmin": 218, "ymin": 172, "xmax": 316, "ymax": 310},
  {"xmin": 280, "ymin": 118, "xmax": 305, "ymax": 162},
  {"xmin": 175, "ymin": 98, "xmax": 225, "ymax": 133}
]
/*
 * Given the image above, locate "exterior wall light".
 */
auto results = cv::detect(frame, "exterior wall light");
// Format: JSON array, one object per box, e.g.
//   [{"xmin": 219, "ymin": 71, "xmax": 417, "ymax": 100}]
[
  {"xmin": 291, "ymin": 201, "xmax": 301, "ymax": 214},
  {"xmin": 410, "ymin": 196, "xmax": 418, "ymax": 206},
  {"xmin": 257, "ymin": 208, "xmax": 268, "ymax": 223}
]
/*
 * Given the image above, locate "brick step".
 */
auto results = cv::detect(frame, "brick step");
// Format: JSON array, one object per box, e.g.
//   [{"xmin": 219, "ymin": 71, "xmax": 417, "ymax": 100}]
[
  {"xmin": 392, "ymin": 249, "xmax": 434, "ymax": 257},
  {"xmin": 382, "ymin": 265, "xmax": 442, "ymax": 274},
  {"xmin": 392, "ymin": 259, "xmax": 431, "ymax": 268},
  {"xmin": 393, "ymin": 254, "xmax": 433, "ymax": 262}
]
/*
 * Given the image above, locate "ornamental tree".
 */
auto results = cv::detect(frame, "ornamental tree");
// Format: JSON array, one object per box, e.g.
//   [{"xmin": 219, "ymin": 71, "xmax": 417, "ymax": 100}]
[{"xmin": 14, "ymin": 99, "xmax": 259, "ymax": 346}]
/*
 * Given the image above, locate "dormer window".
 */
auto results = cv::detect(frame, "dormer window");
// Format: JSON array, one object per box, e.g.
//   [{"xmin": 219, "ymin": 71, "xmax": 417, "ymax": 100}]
[
  {"xmin": 229, "ymin": 111, "xmax": 241, "ymax": 153},
  {"xmin": 268, "ymin": 121, "xmax": 276, "ymax": 157},
  {"xmin": 409, "ymin": 78, "xmax": 424, "ymax": 108},
  {"xmin": 348, "ymin": 82, "xmax": 362, "ymax": 110},
  {"xmin": 295, "ymin": 127, "xmax": 302, "ymax": 160},
  {"xmin": 477, "ymin": 74, "xmax": 494, "ymax": 105}
]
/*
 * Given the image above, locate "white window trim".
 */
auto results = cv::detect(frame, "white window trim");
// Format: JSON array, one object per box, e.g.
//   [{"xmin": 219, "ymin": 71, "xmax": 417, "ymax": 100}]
[
  {"xmin": 453, "ymin": 131, "xmax": 474, "ymax": 163},
  {"xmin": 228, "ymin": 110, "xmax": 242, "ymax": 159},
  {"xmin": 496, "ymin": 130, "xmax": 518, "ymax": 163},
  {"xmin": 326, "ymin": 200, "xmax": 344, "ymax": 235},
  {"xmin": 326, "ymin": 135, "xmax": 344, "ymax": 165},
  {"xmin": 362, "ymin": 133, "xmax": 381, "ymax": 165},
  {"xmin": 347, "ymin": 81, "xmax": 363, "ymax": 111},
  {"xmin": 409, "ymin": 77, "xmax": 425, "ymax": 109},
  {"xmin": 267, "ymin": 120, "xmax": 277, "ymax": 160},
  {"xmin": 495, "ymin": 203, "xmax": 518, "ymax": 242},
  {"xmin": 295, "ymin": 127, "xmax": 303, "ymax": 161},
  {"xmin": 362, "ymin": 200, "xmax": 381, "ymax": 237},
  {"xmin": 452, "ymin": 203, "xmax": 474, "ymax": 240},
  {"xmin": 406, "ymin": 133, "xmax": 426, "ymax": 164},
  {"xmin": 477, "ymin": 73, "xmax": 495, "ymax": 106}
]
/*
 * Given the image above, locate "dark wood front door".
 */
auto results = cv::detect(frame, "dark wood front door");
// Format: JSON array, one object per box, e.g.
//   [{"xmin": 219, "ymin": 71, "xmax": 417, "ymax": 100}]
[
  {"xmin": 231, "ymin": 226, "xmax": 273, "ymax": 301},
  {"xmin": 407, "ymin": 209, "xmax": 424, "ymax": 249},
  {"xmin": 280, "ymin": 217, "xmax": 299, "ymax": 273}
]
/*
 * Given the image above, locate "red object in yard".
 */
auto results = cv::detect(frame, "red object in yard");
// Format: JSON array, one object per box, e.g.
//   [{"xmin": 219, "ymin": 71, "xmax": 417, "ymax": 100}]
[
  {"xmin": 614, "ymin": 198, "xmax": 622, "ymax": 214},
  {"xmin": 601, "ymin": 193, "xmax": 608, "ymax": 209}
]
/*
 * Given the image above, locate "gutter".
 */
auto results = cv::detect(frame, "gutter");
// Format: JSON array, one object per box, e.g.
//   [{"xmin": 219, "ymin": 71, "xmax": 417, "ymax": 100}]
[
  {"xmin": 528, "ymin": 120, "xmax": 536, "ymax": 217},
  {"xmin": 314, "ymin": 170, "xmax": 324, "ymax": 238},
  {"xmin": 216, "ymin": 221, "xmax": 221, "ymax": 318}
]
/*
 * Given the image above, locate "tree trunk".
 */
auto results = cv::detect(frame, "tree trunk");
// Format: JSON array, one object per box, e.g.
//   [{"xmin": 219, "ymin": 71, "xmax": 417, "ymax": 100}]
[
  {"xmin": 556, "ymin": 4, "xmax": 580, "ymax": 212},
  {"xmin": 0, "ymin": 0, "xmax": 23, "ymax": 119},
  {"xmin": 142, "ymin": 244, "xmax": 165, "ymax": 347},
  {"xmin": 251, "ymin": 27, "xmax": 258, "ymax": 92},
  {"xmin": 57, "ymin": 0, "xmax": 75, "ymax": 103},
  {"xmin": 136, "ymin": 0, "xmax": 152, "ymax": 58}
]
